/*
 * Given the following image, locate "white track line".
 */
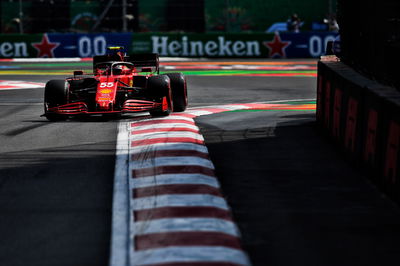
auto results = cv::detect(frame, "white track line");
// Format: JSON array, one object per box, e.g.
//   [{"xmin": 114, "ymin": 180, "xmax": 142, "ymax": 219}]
[{"xmin": 109, "ymin": 123, "xmax": 130, "ymax": 266}]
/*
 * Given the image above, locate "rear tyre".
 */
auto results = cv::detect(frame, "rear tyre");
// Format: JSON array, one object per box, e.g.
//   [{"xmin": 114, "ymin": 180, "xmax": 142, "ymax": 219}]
[
  {"xmin": 165, "ymin": 73, "xmax": 188, "ymax": 112},
  {"xmin": 44, "ymin": 80, "xmax": 68, "ymax": 121},
  {"xmin": 148, "ymin": 75, "xmax": 173, "ymax": 117}
]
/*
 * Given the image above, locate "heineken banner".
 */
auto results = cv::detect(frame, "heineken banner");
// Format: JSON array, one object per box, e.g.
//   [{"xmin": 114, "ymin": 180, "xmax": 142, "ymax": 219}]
[
  {"xmin": 0, "ymin": 34, "xmax": 40, "ymax": 58},
  {"xmin": 131, "ymin": 32, "xmax": 338, "ymax": 58},
  {"xmin": 0, "ymin": 32, "xmax": 337, "ymax": 58}
]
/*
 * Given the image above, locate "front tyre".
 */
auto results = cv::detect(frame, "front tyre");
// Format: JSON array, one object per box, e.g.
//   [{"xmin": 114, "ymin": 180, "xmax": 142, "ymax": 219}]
[
  {"xmin": 148, "ymin": 75, "xmax": 173, "ymax": 117},
  {"xmin": 165, "ymin": 73, "xmax": 188, "ymax": 112},
  {"xmin": 44, "ymin": 80, "xmax": 68, "ymax": 121}
]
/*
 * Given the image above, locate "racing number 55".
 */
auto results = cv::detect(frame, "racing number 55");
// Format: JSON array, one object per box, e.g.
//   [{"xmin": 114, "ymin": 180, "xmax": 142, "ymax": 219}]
[{"xmin": 100, "ymin": 82, "xmax": 114, "ymax": 88}]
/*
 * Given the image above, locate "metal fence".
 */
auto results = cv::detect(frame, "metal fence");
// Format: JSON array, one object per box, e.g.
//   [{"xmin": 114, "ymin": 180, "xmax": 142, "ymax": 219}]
[
  {"xmin": 0, "ymin": 0, "xmax": 335, "ymax": 34},
  {"xmin": 0, "ymin": 0, "xmax": 138, "ymax": 34},
  {"xmin": 337, "ymin": 0, "xmax": 400, "ymax": 89}
]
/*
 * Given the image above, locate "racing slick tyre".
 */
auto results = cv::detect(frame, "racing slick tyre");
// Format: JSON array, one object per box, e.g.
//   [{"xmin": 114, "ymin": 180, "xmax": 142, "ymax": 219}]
[
  {"xmin": 148, "ymin": 75, "xmax": 173, "ymax": 117},
  {"xmin": 165, "ymin": 73, "xmax": 188, "ymax": 112},
  {"xmin": 44, "ymin": 80, "xmax": 68, "ymax": 121}
]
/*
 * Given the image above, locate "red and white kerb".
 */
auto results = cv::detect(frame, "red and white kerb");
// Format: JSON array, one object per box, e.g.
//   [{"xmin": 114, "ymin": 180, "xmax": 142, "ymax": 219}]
[
  {"xmin": 0, "ymin": 80, "xmax": 45, "ymax": 90},
  {"xmin": 128, "ymin": 113, "xmax": 250, "ymax": 266}
]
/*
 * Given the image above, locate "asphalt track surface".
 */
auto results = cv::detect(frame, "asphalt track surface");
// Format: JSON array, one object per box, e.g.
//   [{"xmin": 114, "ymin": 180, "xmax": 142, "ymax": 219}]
[{"xmin": 1, "ymin": 59, "xmax": 400, "ymax": 266}]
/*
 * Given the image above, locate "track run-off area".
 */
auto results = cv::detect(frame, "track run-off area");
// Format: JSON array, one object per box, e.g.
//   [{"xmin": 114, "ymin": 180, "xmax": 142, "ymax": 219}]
[{"xmin": 1, "ymin": 59, "xmax": 400, "ymax": 266}]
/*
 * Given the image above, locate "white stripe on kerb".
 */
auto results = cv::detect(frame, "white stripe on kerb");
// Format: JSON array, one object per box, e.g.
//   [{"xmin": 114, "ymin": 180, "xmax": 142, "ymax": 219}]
[
  {"xmin": 133, "ymin": 194, "xmax": 229, "ymax": 211},
  {"xmin": 130, "ymin": 131, "xmax": 204, "ymax": 142},
  {"xmin": 220, "ymin": 104, "xmax": 252, "ymax": 110},
  {"xmin": 131, "ymin": 246, "xmax": 251, "ymax": 266},
  {"xmin": 187, "ymin": 104, "xmax": 251, "ymax": 111},
  {"xmin": 132, "ymin": 174, "xmax": 219, "ymax": 189},
  {"xmin": 134, "ymin": 218, "xmax": 240, "ymax": 237},
  {"xmin": 130, "ymin": 123, "xmax": 199, "ymax": 132},
  {"xmin": 130, "ymin": 142, "xmax": 209, "ymax": 154},
  {"xmin": 185, "ymin": 110, "xmax": 214, "ymax": 116},
  {"xmin": 130, "ymin": 156, "xmax": 215, "ymax": 170}
]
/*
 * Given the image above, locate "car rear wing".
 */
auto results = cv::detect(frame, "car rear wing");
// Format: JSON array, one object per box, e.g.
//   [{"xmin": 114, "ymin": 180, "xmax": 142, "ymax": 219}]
[
  {"xmin": 93, "ymin": 46, "xmax": 126, "ymax": 68},
  {"xmin": 93, "ymin": 55, "xmax": 120, "ymax": 70},
  {"xmin": 126, "ymin": 53, "xmax": 160, "ymax": 74}
]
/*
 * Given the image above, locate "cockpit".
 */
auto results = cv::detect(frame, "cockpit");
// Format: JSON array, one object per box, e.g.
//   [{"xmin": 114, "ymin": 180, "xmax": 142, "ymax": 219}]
[{"xmin": 94, "ymin": 62, "xmax": 135, "ymax": 76}]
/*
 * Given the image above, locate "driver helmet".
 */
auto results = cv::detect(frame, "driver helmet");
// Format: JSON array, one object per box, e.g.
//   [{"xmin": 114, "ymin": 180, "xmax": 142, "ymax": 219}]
[{"xmin": 113, "ymin": 64, "xmax": 124, "ymax": 75}]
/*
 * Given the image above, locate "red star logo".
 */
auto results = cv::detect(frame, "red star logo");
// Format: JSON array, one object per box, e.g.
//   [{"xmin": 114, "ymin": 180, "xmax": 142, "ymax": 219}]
[
  {"xmin": 263, "ymin": 33, "xmax": 291, "ymax": 58},
  {"xmin": 32, "ymin": 34, "xmax": 60, "ymax": 58}
]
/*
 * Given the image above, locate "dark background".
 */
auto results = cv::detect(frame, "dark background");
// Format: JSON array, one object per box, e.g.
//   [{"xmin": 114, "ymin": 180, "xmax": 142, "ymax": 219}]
[{"xmin": 337, "ymin": 0, "xmax": 400, "ymax": 89}]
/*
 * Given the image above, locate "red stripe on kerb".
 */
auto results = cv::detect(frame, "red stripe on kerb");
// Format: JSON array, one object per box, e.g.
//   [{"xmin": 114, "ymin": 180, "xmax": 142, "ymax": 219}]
[
  {"xmin": 133, "ymin": 184, "xmax": 223, "ymax": 198},
  {"xmin": 140, "ymin": 262, "xmax": 242, "ymax": 266},
  {"xmin": 132, "ymin": 149, "xmax": 209, "ymax": 160},
  {"xmin": 132, "ymin": 127, "xmax": 200, "ymax": 135},
  {"xmin": 135, "ymin": 231, "xmax": 242, "ymax": 250},
  {"xmin": 133, "ymin": 165, "xmax": 215, "ymax": 178},
  {"xmin": 131, "ymin": 137, "xmax": 204, "ymax": 147},
  {"xmin": 172, "ymin": 113, "xmax": 197, "ymax": 118},
  {"xmin": 131, "ymin": 119, "xmax": 194, "ymax": 127},
  {"xmin": 0, "ymin": 85, "xmax": 18, "ymax": 89},
  {"xmin": 135, "ymin": 206, "xmax": 233, "ymax": 221}
]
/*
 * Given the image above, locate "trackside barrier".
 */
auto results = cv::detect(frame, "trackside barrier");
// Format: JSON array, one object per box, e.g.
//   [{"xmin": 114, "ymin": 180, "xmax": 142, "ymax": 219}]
[
  {"xmin": 362, "ymin": 85, "xmax": 400, "ymax": 186},
  {"xmin": 335, "ymin": 64, "xmax": 369, "ymax": 161},
  {"xmin": 381, "ymin": 97, "xmax": 400, "ymax": 199},
  {"xmin": 317, "ymin": 56, "xmax": 338, "ymax": 133},
  {"xmin": 317, "ymin": 56, "xmax": 400, "ymax": 201}
]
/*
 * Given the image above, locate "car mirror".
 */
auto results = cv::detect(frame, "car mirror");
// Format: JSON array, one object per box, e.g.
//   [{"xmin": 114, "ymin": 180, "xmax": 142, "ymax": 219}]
[{"xmin": 74, "ymin": 70, "xmax": 83, "ymax": 76}]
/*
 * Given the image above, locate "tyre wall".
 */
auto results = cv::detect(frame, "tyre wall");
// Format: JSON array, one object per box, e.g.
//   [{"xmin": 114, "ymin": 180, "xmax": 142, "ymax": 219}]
[{"xmin": 317, "ymin": 56, "xmax": 400, "ymax": 200}]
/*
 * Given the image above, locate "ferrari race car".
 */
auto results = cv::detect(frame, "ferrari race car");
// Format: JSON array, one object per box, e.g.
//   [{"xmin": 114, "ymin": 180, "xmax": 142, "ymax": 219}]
[{"xmin": 43, "ymin": 47, "xmax": 187, "ymax": 121}]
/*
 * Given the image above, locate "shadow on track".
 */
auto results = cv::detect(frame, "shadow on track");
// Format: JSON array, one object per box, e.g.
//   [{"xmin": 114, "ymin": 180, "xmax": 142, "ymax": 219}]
[
  {"xmin": 198, "ymin": 113, "xmax": 400, "ymax": 266},
  {"xmin": 0, "ymin": 142, "xmax": 115, "ymax": 266}
]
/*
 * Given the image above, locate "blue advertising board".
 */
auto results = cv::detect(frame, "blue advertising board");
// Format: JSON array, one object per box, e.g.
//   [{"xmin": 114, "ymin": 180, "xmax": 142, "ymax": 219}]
[
  {"xmin": 48, "ymin": 33, "xmax": 132, "ymax": 58},
  {"xmin": 279, "ymin": 32, "xmax": 338, "ymax": 58}
]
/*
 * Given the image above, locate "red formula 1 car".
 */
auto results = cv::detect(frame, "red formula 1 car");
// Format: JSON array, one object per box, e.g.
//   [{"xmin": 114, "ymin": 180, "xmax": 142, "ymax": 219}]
[{"xmin": 43, "ymin": 47, "xmax": 187, "ymax": 121}]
